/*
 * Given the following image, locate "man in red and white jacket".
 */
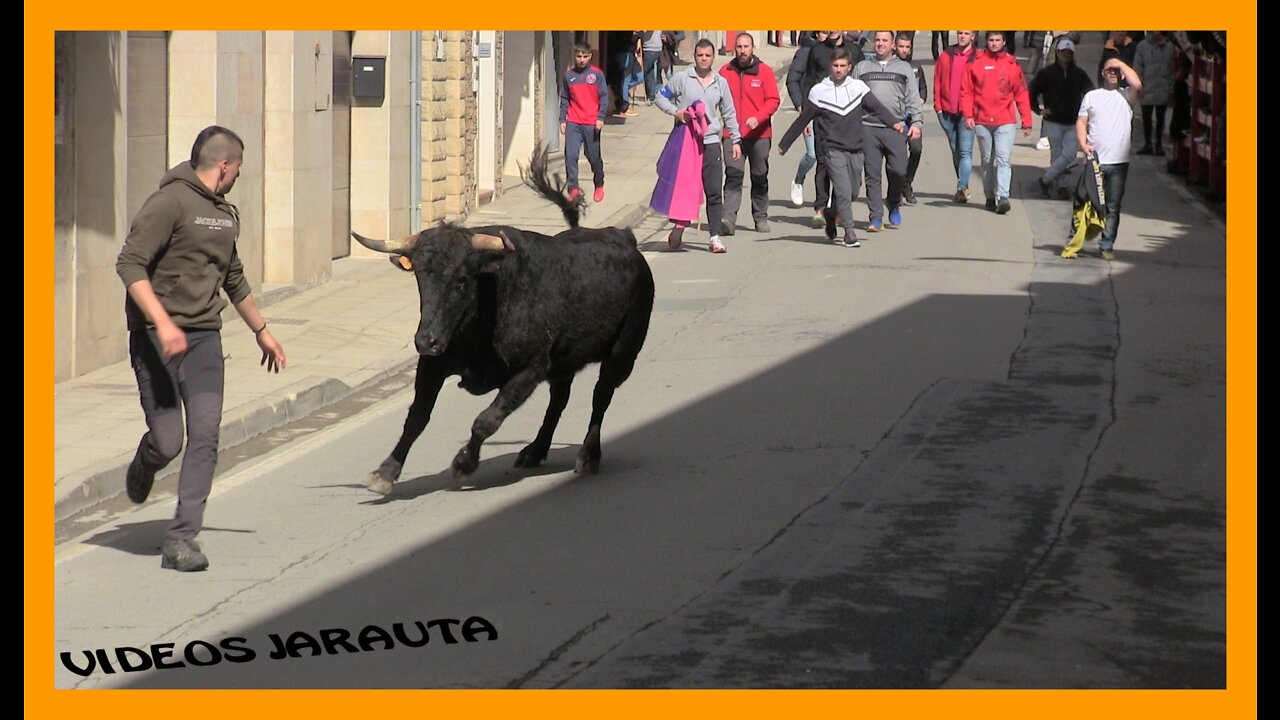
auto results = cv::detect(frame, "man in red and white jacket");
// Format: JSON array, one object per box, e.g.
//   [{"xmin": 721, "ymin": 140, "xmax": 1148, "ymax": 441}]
[
  {"xmin": 961, "ymin": 31, "xmax": 1033, "ymax": 215},
  {"xmin": 718, "ymin": 32, "xmax": 780, "ymax": 234}
]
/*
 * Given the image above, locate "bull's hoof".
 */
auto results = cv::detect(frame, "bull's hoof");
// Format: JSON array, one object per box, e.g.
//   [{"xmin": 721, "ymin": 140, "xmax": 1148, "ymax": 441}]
[
  {"xmin": 363, "ymin": 457, "xmax": 402, "ymax": 495},
  {"xmin": 452, "ymin": 447, "xmax": 479, "ymax": 477},
  {"xmin": 514, "ymin": 443, "xmax": 548, "ymax": 468},
  {"xmin": 574, "ymin": 449, "xmax": 600, "ymax": 474}
]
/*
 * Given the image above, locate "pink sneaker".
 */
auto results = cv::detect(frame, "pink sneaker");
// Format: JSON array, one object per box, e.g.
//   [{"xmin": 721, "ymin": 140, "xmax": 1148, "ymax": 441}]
[
  {"xmin": 566, "ymin": 187, "xmax": 582, "ymax": 203},
  {"xmin": 593, "ymin": 186, "xmax": 605, "ymax": 203}
]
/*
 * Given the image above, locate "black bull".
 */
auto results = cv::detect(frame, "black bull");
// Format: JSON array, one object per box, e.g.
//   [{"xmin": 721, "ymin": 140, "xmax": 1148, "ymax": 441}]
[{"xmin": 351, "ymin": 153, "xmax": 654, "ymax": 494}]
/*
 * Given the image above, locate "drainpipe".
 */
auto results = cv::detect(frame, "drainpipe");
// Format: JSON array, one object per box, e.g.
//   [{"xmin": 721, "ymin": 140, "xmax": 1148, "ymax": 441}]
[{"xmin": 410, "ymin": 30, "xmax": 422, "ymax": 232}]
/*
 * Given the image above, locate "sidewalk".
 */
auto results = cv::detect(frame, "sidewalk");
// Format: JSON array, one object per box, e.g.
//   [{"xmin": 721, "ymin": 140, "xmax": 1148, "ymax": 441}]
[{"xmin": 54, "ymin": 47, "xmax": 790, "ymax": 524}]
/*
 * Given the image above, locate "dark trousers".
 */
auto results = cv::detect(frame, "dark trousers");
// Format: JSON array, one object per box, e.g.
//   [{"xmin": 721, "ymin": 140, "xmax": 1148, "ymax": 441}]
[
  {"xmin": 1141, "ymin": 104, "xmax": 1168, "ymax": 150},
  {"xmin": 722, "ymin": 137, "xmax": 771, "ymax": 223},
  {"xmin": 812, "ymin": 132, "xmax": 832, "ymax": 212},
  {"xmin": 905, "ymin": 133, "xmax": 923, "ymax": 188},
  {"xmin": 931, "ymin": 31, "xmax": 950, "ymax": 60},
  {"xmin": 863, "ymin": 125, "xmax": 909, "ymax": 219},
  {"xmin": 564, "ymin": 122, "xmax": 603, "ymax": 191},
  {"xmin": 610, "ymin": 50, "xmax": 631, "ymax": 113},
  {"xmin": 130, "ymin": 329, "xmax": 225, "ymax": 542},
  {"xmin": 701, "ymin": 141, "xmax": 724, "ymax": 234},
  {"xmin": 642, "ymin": 50, "xmax": 662, "ymax": 100}
]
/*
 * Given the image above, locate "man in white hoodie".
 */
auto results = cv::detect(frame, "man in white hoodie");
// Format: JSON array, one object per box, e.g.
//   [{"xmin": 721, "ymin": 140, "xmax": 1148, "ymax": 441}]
[{"xmin": 779, "ymin": 48, "xmax": 901, "ymax": 248}]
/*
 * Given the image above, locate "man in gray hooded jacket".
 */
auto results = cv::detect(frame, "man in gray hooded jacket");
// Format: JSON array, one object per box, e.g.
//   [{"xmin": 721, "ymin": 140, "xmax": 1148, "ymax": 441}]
[
  {"xmin": 116, "ymin": 126, "xmax": 287, "ymax": 572},
  {"xmin": 855, "ymin": 31, "xmax": 925, "ymax": 232},
  {"xmin": 655, "ymin": 38, "xmax": 742, "ymax": 253}
]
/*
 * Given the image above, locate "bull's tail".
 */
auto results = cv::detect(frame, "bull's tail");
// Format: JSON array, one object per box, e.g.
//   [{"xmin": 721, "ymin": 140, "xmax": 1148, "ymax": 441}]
[{"xmin": 522, "ymin": 143, "xmax": 582, "ymax": 229}]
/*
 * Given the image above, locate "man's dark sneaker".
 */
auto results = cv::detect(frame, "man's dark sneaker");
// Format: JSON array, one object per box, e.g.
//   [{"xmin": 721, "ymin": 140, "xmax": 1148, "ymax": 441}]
[
  {"xmin": 1056, "ymin": 186, "xmax": 1072, "ymax": 200},
  {"xmin": 1154, "ymin": 146, "xmax": 1165, "ymax": 157},
  {"xmin": 754, "ymin": 218, "xmax": 770, "ymax": 233},
  {"xmin": 985, "ymin": 198, "xmax": 997, "ymax": 212},
  {"xmin": 840, "ymin": 229, "xmax": 861, "ymax": 248},
  {"xmin": 1037, "ymin": 176, "xmax": 1051, "ymax": 198},
  {"xmin": 823, "ymin": 207, "xmax": 837, "ymax": 240},
  {"xmin": 161, "ymin": 538, "xmax": 209, "ymax": 572},
  {"xmin": 996, "ymin": 198, "xmax": 1012, "ymax": 214},
  {"xmin": 902, "ymin": 186, "xmax": 918, "ymax": 205},
  {"xmin": 720, "ymin": 220, "xmax": 736, "ymax": 236},
  {"xmin": 1136, "ymin": 146, "xmax": 1154, "ymax": 155},
  {"xmin": 126, "ymin": 441, "xmax": 156, "ymax": 504}
]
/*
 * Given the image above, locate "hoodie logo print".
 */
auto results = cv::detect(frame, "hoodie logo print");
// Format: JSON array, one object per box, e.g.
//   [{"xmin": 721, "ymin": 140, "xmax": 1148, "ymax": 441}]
[{"xmin": 194, "ymin": 216, "xmax": 234, "ymax": 229}]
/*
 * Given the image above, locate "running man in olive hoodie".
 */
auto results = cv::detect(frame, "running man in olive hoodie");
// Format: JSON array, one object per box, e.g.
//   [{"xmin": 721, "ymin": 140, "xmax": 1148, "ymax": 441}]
[{"xmin": 116, "ymin": 126, "xmax": 286, "ymax": 572}]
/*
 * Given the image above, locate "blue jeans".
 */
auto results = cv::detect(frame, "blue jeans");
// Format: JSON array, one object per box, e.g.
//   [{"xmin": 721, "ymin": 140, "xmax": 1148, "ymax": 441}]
[
  {"xmin": 642, "ymin": 50, "xmax": 662, "ymax": 101},
  {"xmin": 974, "ymin": 123, "xmax": 1016, "ymax": 201},
  {"xmin": 936, "ymin": 111, "xmax": 975, "ymax": 190},
  {"xmin": 794, "ymin": 122, "xmax": 816, "ymax": 183},
  {"xmin": 1042, "ymin": 120, "xmax": 1078, "ymax": 189},
  {"xmin": 1099, "ymin": 162, "xmax": 1129, "ymax": 250}
]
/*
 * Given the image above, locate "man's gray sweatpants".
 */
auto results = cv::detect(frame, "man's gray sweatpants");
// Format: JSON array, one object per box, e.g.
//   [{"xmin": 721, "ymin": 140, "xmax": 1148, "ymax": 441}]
[
  {"xmin": 825, "ymin": 148, "xmax": 865, "ymax": 232},
  {"xmin": 863, "ymin": 124, "xmax": 909, "ymax": 220},
  {"xmin": 130, "ymin": 328, "xmax": 225, "ymax": 542}
]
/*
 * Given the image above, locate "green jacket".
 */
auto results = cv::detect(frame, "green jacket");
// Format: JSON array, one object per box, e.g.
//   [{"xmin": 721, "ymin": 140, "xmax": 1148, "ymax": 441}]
[{"xmin": 116, "ymin": 162, "xmax": 251, "ymax": 331}]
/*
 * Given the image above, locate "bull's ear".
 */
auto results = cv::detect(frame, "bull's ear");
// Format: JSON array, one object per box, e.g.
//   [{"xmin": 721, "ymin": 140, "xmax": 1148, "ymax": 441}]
[{"xmin": 389, "ymin": 254, "xmax": 414, "ymax": 271}]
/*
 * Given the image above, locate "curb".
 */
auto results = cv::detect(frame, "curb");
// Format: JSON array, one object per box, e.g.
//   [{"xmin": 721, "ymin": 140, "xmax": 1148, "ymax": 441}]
[
  {"xmin": 54, "ymin": 353, "xmax": 420, "ymax": 525},
  {"xmin": 606, "ymin": 202, "xmax": 651, "ymax": 230}
]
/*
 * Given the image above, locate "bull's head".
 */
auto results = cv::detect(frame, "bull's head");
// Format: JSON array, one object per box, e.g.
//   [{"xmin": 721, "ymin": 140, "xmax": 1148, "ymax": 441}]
[{"xmin": 352, "ymin": 225, "xmax": 516, "ymax": 356}]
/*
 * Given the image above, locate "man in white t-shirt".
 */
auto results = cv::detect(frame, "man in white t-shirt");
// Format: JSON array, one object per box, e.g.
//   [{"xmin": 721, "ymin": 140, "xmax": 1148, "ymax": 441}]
[{"xmin": 1077, "ymin": 57, "xmax": 1143, "ymax": 260}]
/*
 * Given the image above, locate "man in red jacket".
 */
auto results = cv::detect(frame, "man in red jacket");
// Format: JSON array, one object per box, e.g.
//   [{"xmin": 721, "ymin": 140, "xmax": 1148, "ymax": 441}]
[
  {"xmin": 961, "ymin": 31, "xmax": 1033, "ymax": 214},
  {"xmin": 719, "ymin": 32, "xmax": 780, "ymax": 234},
  {"xmin": 933, "ymin": 30, "xmax": 978, "ymax": 202}
]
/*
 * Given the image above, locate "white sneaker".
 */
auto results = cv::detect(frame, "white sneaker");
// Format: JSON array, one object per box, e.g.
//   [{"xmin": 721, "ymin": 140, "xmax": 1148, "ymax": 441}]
[
  {"xmin": 1035, "ymin": 137, "xmax": 1051, "ymax": 151},
  {"xmin": 789, "ymin": 182, "xmax": 804, "ymax": 208}
]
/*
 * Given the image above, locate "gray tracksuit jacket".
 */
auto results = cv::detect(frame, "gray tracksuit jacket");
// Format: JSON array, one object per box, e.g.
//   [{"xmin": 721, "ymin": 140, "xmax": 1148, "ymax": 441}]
[{"xmin": 854, "ymin": 55, "xmax": 925, "ymax": 129}]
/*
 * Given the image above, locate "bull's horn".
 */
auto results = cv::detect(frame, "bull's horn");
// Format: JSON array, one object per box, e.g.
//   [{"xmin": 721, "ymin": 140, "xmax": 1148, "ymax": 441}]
[
  {"xmin": 351, "ymin": 231, "xmax": 418, "ymax": 254},
  {"xmin": 471, "ymin": 232, "xmax": 514, "ymax": 253}
]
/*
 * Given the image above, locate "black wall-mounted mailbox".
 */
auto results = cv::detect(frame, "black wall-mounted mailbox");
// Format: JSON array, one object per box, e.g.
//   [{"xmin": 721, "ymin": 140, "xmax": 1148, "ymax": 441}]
[{"xmin": 353, "ymin": 56, "xmax": 386, "ymax": 99}]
